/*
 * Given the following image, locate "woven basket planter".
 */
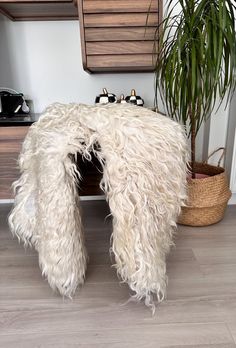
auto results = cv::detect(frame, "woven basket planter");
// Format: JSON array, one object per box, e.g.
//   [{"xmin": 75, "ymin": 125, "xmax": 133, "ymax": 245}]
[{"xmin": 178, "ymin": 159, "xmax": 231, "ymax": 227}]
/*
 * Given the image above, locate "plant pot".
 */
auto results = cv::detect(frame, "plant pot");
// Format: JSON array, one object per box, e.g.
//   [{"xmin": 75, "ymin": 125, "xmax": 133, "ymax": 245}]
[{"xmin": 178, "ymin": 162, "xmax": 232, "ymax": 226}]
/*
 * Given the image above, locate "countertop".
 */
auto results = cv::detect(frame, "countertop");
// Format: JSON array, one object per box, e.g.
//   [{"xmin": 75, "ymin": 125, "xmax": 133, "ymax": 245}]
[{"xmin": 0, "ymin": 113, "xmax": 40, "ymax": 127}]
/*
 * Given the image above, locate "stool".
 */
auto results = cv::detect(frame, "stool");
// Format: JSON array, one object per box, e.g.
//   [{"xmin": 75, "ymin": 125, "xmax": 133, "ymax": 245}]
[{"xmin": 9, "ymin": 103, "xmax": 188, "ymax": 308}]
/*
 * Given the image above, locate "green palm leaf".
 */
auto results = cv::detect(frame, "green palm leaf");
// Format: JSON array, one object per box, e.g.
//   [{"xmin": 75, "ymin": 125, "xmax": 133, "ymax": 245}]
[{"xmin": 154, "ymin": 0, "xmax": 236, "ymax": 177}]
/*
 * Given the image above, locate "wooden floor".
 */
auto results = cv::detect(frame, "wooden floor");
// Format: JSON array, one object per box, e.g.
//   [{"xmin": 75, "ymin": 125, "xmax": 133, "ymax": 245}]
[{"xmin": 0, "ymin": 202, "xmax": 236, "ymax": 348}]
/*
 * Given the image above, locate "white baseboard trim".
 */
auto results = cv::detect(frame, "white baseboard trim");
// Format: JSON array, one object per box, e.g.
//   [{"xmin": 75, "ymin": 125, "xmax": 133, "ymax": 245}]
[
  {"xmin": 229, "ymin": 192, "xmax": 236, "ymax": 205},
  {"xmin": 1, "ymin": 194, "xmax": 234, "ymax": 205},
  {"xmin": 0, "ymin": 199, "xmax": 14, "ymax": 204},
  {"xmin": 80, "ymin": 195, "xmax": 105, "ymax": 201},
  {"xmin": 0, "ymin": 195, "xmax": 106, "ymax": 204}
]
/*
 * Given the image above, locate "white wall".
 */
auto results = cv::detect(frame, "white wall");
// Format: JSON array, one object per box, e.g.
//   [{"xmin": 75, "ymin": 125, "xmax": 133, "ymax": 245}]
[
  {"xmin": 0, "ymin": 15, "xmax": 15, "ymax": 87},
  {"xmin": 0, "ymin": 15, "xmax": 156, "ymax": 113},
  {"xmin": 207, "ymin": 98, "xmax": 230, "ymax": 164},
  {"xmin": 229, "ymin": 129, "xmax": 236, "ymax": 203},
  {"xmin": 226, "ymin": 90, "xmax": 236, "ymax": 203}
]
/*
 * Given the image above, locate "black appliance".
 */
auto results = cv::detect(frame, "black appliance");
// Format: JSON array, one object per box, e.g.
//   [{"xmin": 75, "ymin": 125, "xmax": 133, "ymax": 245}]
[{"xmin": 0, "ymin": 88, "xmax": 29, "ymax": 117}]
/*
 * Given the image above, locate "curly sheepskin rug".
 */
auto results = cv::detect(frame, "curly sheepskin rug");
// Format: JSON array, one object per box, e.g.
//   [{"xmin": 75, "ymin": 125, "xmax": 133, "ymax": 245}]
[{"xmin": 9, "ymin": 103, "xmax": 188, "ymax": 309}]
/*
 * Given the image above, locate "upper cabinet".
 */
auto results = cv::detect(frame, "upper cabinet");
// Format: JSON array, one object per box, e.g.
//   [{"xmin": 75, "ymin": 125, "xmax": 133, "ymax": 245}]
[
  {"xmin": 78, "ymin": 0, "xmax": 162, "ymax": 73},
  {"xmin": 0, "ymin": 0, "xmax": 78, "ymax": 21},
  {"xmin": 0, "ymin": 0, "xmax": 162, "ymax": 73}
]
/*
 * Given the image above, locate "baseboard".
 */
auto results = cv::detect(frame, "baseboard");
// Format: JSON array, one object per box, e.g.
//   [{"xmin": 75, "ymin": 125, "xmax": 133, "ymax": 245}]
[
  {"xmin": 0, "ymin": 199, "xmax": 14, "ymax": 204},
  {"xmin": 80, "ymin": 195, "xmax": 105, "ymax": 201},
  {"xmin": 229, "ymin": 192, "xmax": 236, "ymax": 205},
  {"xmin": 1, "ymin": 194, "xmax": 234, "ymax": 205},
  {"xmin": 0, "ymin": 195, "xmax": 106, "ymax": 204}
]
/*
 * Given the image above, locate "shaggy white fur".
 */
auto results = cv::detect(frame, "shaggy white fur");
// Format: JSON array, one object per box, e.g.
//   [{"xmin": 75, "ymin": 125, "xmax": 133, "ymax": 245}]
[{"xmin": 8, "ymin": 103, "xmax": 188, "ymax": 307}]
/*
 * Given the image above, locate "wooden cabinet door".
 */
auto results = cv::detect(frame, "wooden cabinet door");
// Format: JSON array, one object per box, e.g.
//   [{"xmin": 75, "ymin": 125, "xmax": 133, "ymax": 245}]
[
  {"xmin": 0, "ymin": 0, "xmax": 78, "ymax": 21},
  {"xmin": 0, "ymin": 126, "xmax": 28, "ymax": 200},
  {"xmin": 78, "ymin": 0, "xmax": 162, "ymax": 73}
]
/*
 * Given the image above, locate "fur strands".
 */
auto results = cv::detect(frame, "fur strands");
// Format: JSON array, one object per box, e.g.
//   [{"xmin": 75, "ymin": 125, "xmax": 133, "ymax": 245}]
[{"xmin": 9, "ymin": 103, "xmax": 188, "ymax": 308}]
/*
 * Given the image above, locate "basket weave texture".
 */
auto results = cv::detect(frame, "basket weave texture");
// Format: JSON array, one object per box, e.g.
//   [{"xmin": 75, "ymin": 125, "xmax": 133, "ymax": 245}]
[{"xmin": 178, "ymin": 162, "xmax": 231, "ymax": 226}]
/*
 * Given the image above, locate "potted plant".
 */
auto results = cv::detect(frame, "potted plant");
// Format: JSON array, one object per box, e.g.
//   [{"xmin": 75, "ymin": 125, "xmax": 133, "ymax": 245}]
[{"xmin": 154, "ymin": 0, "xmax": 236, "ymax": 226}]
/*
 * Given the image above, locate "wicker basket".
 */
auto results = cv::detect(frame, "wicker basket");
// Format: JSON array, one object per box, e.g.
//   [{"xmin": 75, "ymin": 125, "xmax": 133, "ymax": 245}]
[{"xmin": 178, "ymin": 148, "xmax": 232, "ymax": 226}]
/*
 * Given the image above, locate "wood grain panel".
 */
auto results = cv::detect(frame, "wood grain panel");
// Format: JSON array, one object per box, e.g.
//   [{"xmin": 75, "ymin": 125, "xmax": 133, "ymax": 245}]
[
  {"xmin": 0, "ymin": 178, "xmax": 16, "ymax": 199},
  {"xmin": 0, "ymin": 154, "xmax": 19, "ymax": 176},
  {"xmin": 83, "ymin": 0, "xmax": 158, "ymax": 13},
  {"xmin": 0, "ymin": 0, "xmax": 72, "ymax": 2},
  {"xmin": 0, "ymin": 127, "xmax": 28, "ymax": 153},
  {"xmin": 0, "ymin": 126, "xmax": 29, "ymax": 140},
  {"xmin": 0, "ymin": 127, "xmax": 28, "ymax": 199},
  {"xmin": 87, "ymin": 54, "xmax": 154, "ymax": 69},
  {"xmin": 0, "ymin": 1, "xmax": 78, "ymax": 21},
  {"xmin": 86, "ymin": 41, "xmax": 154, "ymax": 55},
  {"xmin": 85, "ymin": 27, "xmax": 157, "ymax": 42},
  {"xmin": 79, "ymin": 0, "xmax": 161, "ymax": 72},
  {"xmin": 77, "ymin": 0, "xmax": 87, "ymax": 70},
  {"xmin": 84, "ymin": 13, "xmax": 158, "ymax": 28},
  {"xmin": 0, "ymin": 141, "xmax": 25, "ymax": 153}
]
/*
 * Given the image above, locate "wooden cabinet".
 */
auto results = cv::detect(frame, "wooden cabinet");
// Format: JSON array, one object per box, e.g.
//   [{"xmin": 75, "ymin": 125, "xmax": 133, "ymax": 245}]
[
  {"xmin": 0, "ymin": 126, "xmax": 28, "ymax": 199},
  {"xmin": 0, "ymin": 0, "xmax": 78, "ymax": 21},
  {"xmin": 78, "ymin": 0, "xmax": 162, "ymax": 73}
]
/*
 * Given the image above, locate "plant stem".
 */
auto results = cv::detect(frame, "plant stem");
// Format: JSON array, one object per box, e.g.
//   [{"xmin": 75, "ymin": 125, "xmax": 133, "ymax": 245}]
[{"xmin": 190, "ymin": 107, "xmax": 196, "ymax": 179}]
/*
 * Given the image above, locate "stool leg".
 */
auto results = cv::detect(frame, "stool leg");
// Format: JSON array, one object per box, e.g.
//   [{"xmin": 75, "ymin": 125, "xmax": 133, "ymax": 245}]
[
  {"xmin": 102, "ymin": 169, "xmax": 168, "ymax": 309},
  {"xmin": 37, "ymin": 155, "xmax": 87, "ymax": 297},
  {"xmin": 109, "ymin": 193, "xmax": 168, "ymax": 309},
  {"xmin": 9, "ymin": 129, "xmax": 38, "ymax": 246}
]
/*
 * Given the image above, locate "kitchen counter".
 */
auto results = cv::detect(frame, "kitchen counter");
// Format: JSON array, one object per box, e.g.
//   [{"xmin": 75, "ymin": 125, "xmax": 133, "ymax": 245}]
[{"xmin": 0, "ymin": 113, "xmax": 40, "ymax": 127}]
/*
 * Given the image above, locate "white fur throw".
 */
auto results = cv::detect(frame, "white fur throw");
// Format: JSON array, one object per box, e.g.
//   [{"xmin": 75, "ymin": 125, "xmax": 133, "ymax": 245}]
[{"xmin": 9, "ymin": 103, "xmax": 188, "ymax": 308}]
